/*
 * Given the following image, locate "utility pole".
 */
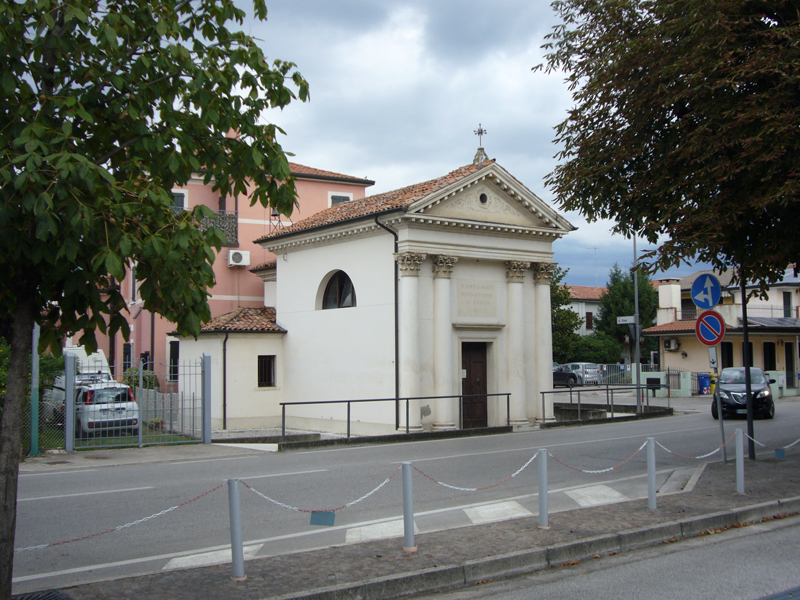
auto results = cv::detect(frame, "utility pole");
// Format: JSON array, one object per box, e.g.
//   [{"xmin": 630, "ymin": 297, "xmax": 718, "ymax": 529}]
[{"xmin": 633, "ymin": 237, "xmax": 642, "ymax": 413}]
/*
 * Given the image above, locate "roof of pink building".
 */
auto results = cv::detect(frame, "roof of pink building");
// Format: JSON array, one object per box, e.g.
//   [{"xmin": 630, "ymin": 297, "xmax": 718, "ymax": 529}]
[
  {"xmin": 256, "ymin": 160, "xmax": 495, "ymax": 243},
  {"xmin": 289, "ymin": 163, "xmax": 374, "ymax": 186},
  {"xmin": 566, "ymin": 285, "xmax": 606, "ymax": 300},
  {"xmin": 200, "ymin": 307, "xmax": 284, "ymax": 334},
  {"xmin": 250, "ymin": 261, "xmax": 277, "ymax": 273}
]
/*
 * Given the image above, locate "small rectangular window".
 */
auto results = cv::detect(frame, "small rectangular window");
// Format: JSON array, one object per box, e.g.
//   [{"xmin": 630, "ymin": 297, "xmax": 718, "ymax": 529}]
[
  {"xmin": 122, "ymin": 343, "xmax": 132, "ymax": 372},
  {"xmin": 258, "ymin": 355, "xmax": 276, "ymax": 387},
  {"xmin": 172, "ymin": 191, "xmax": 187, "ymax": 210},
  {"xmin": 784, "ymin": 292, "xmax": 792, "ymax": 318},
  {"xmin": 585, "ymin": 312, "xmax": 593, "ymax": 330},
  {"xmin": 168, "ymin": 340, "xmax": 180, "ymax": 381},
  {"xmin": 330, "ymin": 194, "xmax": 350, "ymax": 206}
]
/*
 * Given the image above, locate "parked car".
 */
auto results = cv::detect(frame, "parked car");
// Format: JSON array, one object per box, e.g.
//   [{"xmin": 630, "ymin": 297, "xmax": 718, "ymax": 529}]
[
  {"xmin": 711, "ymin": 367, "xmax": 775, "ymax": 420},
  {"xmin": 43, "ymin": 371, "xmax": 115, "ymax": 426},
  {"xmin": 564, "ymin": 362, "xmax": 602, "ymax": 386},
  {"xmin": 74, "ymin": 381, "xmax": 140, "ymax": 437},
  {"xmin": 553, "ymin": 363, "xmax": 578, "ymax": 388}
]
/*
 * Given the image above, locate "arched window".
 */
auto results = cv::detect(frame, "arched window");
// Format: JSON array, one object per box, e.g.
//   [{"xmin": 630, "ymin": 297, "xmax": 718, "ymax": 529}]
[{"xmin": 322, "ymin": 271, "xmax": 356, "ymax": 309}]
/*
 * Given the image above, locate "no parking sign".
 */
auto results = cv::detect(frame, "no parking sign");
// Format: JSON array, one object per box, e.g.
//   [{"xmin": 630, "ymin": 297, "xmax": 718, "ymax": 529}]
[{"xmin": 695, "ymin": 310, "xmax": 726, "ymax": 347}]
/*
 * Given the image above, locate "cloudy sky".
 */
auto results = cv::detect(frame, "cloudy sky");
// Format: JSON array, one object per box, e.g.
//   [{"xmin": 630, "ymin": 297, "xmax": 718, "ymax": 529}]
[{"xmin": 244, "ymin": 0, "xmax": 695, "ymax": 287}]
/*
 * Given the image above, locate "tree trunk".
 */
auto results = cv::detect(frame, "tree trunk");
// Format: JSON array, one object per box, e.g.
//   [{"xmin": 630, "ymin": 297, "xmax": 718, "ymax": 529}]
[{"xmin": 0, "ymin": 298, "xmax": 35, "ymax": 599}]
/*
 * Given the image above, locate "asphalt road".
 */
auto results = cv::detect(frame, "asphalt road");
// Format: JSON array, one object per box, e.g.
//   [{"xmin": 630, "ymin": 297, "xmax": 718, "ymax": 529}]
[
  {"xmin": 14, "ymin": 396, "xmax": 800, "ymax": 594},
  {"xmin": 409, "ymin": 510, "xmax": 800, "ymax": 600}
]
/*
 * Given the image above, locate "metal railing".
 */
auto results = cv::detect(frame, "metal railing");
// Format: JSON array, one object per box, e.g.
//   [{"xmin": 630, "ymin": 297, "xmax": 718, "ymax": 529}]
[
  {"xmin": 279, "ymin": 393, "xmax": 511, "ymax": 443},
  {"xmin": 541, "ymin": 383, "xmax": 671, "ymax": 422},
  {"xmin": 170, "ymin": 207, "xmax": 239, "ymax": 246}
]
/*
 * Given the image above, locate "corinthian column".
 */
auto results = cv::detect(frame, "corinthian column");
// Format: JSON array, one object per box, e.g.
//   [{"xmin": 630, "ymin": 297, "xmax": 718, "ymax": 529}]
[
  {"xmin": 506, "ymin": 260, "xmax": 529, "ymax": 426},
  {"xmin": 432, "ymin": 255, "xmax": 458, "ymax": 430},
  {"xmin": 534, "ymin": 263, "xmax": 555, "ymax": 423},
  {"xmin": 395, "ymin": 252, "xmax": 427, "ymax": 431}
]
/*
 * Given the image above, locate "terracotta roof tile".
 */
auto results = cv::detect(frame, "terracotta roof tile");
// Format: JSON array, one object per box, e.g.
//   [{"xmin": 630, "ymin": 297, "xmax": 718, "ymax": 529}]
[
  {"xmin": 289, "ymin": 163, "xmax": 374, "ymax": 186},
  {"xmin": 257, "ymin": 160, "xmax": 495, "ymax": 243},
  {"xmin": 250, "ymin": 261, "xmax": 277, "ymax": 273},
  {"xmin": 566, "ymin": 285, "xmax": 606, "ymax": 300},
  {"xmin": 643, "ymin": 320, "xmax": 697, "ymax": 334},
  {"xmin": 200, "ymin": 307, "xmax": 285, "ymax": 333}
]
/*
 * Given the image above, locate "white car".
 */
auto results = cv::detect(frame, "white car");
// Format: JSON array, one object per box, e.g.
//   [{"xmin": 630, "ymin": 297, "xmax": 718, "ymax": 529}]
[{"xmin": 73, "ymin": 381, "xmax": 140, "ymax": 438}]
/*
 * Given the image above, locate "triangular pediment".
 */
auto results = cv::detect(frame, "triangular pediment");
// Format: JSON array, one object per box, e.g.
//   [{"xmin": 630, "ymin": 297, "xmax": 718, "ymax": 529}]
[{"xmin": 409, "ymin": 164, "xmax": 573, "ymax": 233}]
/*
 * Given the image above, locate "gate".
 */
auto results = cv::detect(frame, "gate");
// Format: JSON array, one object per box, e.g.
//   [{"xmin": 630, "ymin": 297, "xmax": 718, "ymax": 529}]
[{"xmin": 62, "ymin": 354, "xmax": 210, "ymax": 450}]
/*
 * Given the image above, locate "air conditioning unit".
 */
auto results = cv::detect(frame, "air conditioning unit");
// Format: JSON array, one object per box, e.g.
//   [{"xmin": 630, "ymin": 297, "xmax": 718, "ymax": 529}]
[
  {"xmin": 664, "ymin": 338, "xmax": 681, "ymax": 352},
  {"xmin": 227, "ymin": 250, "xmax": 250, "ymax": 267}
]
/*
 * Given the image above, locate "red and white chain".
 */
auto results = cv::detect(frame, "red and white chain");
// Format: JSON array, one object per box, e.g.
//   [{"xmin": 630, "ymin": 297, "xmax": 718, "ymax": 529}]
[
  {"xmin": 413, "ymin": 452, "xmax": 538, "ymax": 492},
  {"xmin": 745, "ymin": 434, "xmax": 800, "ymax": 452},
  {"xmin": 15, "ymin": 483, "xmax": 224, "ymax": 553},
  {"xmin": 655, "ymin": 432, "xmax": 736, "ymax": 460},
  {"xmin": 548, "ymin": 441, "xmax": 648, "ymax": 474},
  {"xmin": 241, "ymin": 467, "xmax": 401, "ymax": 513}
]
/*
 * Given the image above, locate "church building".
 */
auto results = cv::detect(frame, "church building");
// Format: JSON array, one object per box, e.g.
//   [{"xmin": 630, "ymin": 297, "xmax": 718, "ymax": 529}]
[{"xmin": 177, "ymin": 151, "xmax": 575, "ymax": 434}]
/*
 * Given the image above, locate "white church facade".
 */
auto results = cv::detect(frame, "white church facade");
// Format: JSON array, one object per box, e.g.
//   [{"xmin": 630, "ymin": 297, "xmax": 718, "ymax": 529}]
[{"xmin": 177, "ymin": 155, "xmax": 575, "ymax": 434}]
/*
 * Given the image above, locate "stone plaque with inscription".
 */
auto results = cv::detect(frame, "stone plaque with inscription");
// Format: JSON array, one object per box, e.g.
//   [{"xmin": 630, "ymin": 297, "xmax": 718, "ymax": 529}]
[{"xmin": 457, "ymin": 280, "xmax": 498, "ymax": 320}]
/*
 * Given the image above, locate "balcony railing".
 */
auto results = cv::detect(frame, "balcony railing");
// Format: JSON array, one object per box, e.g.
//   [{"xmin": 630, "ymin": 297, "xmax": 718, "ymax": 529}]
[
  {"xmin": 170, "ymin": 207, "xmax": 238, "ymax": 246},
  {"xmin": 680, "ymin": 304, "xmax": 794, "ymax": 322}
]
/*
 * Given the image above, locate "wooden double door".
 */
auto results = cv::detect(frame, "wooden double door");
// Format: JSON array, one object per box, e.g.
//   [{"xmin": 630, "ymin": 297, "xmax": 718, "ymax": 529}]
[{"xmin": 461, "ymin": 342, "xmax": 487, "ymax": 429}]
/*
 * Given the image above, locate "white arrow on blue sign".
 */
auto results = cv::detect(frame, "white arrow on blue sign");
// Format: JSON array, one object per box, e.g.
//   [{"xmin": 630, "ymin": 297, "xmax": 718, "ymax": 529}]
[{"xmin": 691, "ymin": 274, "xmax": 722, "ymax": 310}]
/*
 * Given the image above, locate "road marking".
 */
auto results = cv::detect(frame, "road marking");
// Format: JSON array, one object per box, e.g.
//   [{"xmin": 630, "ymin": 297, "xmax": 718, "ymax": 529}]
[
  {"xmin": 239, "ymin": 469, "xmax": 328, "ymax": 480},
  {"xmin": 345, "ymin": 519, "xmax": 418, "ymax": 544},
  {"xmin": 464, "ymin": 501, "xmax": 532, "ymax": 525},
  {"xmin": 215, "ymin": 443, "xmax": 278, "ymax": 452},
  {"xmin": 565, "ymin": 485, "xmax": 630, "ymax": 507},
  {"xmin": 19, "ymin": 486, "xmax": 154, "ymax": 502},
  {"xmin": 12, "ymin": 471, "xmax": 672, "ymax": 586},
  {"xmin": 162, "ymin": 544, "xmax": 264, "ymax": 570}
]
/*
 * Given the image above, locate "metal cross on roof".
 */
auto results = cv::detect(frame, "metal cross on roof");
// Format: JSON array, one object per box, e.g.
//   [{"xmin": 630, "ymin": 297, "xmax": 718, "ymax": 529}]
[{"xmin": 474, "ymin": 123, "xmax": 487, "ymax": 146}]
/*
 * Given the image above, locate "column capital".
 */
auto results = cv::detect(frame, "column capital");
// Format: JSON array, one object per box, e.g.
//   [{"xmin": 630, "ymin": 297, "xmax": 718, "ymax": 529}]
[
  {"xmin": 533, "ymin": 262, "xmax": 556, "ymax": 284},
  {"xmin": 395, "ymin": 252, "xmax": 428, "ymax": 276},
  {"xmin": 505, "ymin": 260, "xmax": 530, "ymax": 283},
  {"xmin": 432, "ymin": 255, "xmax": 458, "ymax": 279}
]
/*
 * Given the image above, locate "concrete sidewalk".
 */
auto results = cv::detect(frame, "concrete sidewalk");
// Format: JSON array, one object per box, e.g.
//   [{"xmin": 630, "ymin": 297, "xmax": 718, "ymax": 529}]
[{"xmin": 29, "ymin": 452, "xmax": 800, "ymax": 600}]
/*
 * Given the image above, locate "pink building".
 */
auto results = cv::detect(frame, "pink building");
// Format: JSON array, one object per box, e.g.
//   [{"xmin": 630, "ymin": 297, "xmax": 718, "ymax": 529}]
[{"xmin": 95, "ymin": 164, "xmax": 374, "ymax": 382}]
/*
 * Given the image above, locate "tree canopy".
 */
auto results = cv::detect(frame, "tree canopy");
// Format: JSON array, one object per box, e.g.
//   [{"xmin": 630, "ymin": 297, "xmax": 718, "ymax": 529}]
[
  {"xmin": 538, "ymin": 0, "xmax": 800, "ymax": 289},
  {"xmin": 594, "ymin": 264, "xmax": 658, "ymax": 362},
  {"xmin": 550, "ymin": 266, "xmax": 583, "ymax": 363},
  {"xmin": 0, "ymin": 0, "xmax": 308, "ymax": 594}
]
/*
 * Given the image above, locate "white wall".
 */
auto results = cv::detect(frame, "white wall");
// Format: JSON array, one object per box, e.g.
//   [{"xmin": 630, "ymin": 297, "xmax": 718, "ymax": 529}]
[{"xmin": 276, "ymin": 232, "xmax": 397, "ymax": 434}]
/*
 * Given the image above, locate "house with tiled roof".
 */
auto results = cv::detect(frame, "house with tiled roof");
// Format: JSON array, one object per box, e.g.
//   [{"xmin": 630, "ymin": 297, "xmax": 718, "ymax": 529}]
[
  {"xmin": 177, "ymin": 150, "xmax": 575, "ymax": 433},
  {"xmin": 91, "ymin": 159, "xmax": 373, "ymax": 393},
  {"xmin": 644, "ymin": 269, "xmax": 800, "ymax": 394},
  {"xmin": 566, "ymin": 285, "xmax": 606, "ymax": 336}
]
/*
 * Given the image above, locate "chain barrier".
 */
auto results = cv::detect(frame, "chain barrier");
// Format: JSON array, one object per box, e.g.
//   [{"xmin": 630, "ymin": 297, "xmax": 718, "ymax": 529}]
[
  {"xmin": 414, "ymin": 452, "xmax": 538, "ymax": 492},
  {"xmin": 14, "ymin": 483, "xmax": 224, "ymax": 553},
  {"xmin": 655, "ymin": 432, "xmax": 737, "ymax": 460},
  {"xmin": 745, "ymin": 434, "xmax": 800, "ymax": 452},
  {"xmin": 241, "ymin": 466, "xmax": 401, "ymax": 513},
  {"xmin": 548, "ymin": 440, "xmax": 648, "ymax": 474}
]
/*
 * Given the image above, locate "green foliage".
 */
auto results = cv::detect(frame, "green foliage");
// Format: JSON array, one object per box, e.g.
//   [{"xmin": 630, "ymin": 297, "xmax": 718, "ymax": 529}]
[
  {"xmin": 572, "ymin": 332, "xmax": 623, "ymax": 365},
  {"xmin": 594, "ymin": 264, "xmax": 658, "ymax": 362},
  {"xmin": 122, "ymin": 367, "xmax": 160, "ymax": 391},
  {"xmin": 0, "ymin": 0, "xmax": 309, "ymax": 354},
  {"xmin": 550, "ymin": 266, "xmax": 583, "ymax": 364},
  {"xmin": 538, "ymin": 0, "xmax": 800, "ymax": 291},
  {"xmin": 0, "ymin": 337, "xmax": 65, "ymax": 416}
]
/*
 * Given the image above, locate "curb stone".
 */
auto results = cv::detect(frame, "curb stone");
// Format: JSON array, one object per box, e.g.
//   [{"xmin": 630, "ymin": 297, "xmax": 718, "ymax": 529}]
[{"xmin": 262, "ymin": 499, "xmax": 800, "ymax": 600}]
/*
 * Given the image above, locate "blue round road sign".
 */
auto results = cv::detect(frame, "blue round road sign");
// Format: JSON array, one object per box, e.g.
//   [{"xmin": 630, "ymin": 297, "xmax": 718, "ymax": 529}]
[
  {"xmin": 696, "ymin": 310, "xmax": 726, "ymax": 347},
  {"xmin": 691, "ymin": 274, "xmax": 722, "ymax": 310}
]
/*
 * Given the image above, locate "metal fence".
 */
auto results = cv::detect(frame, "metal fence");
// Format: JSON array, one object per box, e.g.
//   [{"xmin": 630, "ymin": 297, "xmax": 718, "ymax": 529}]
[
  {"xmin": 598, "ymin": 363, "xmax": 659, "ymax": 385},
  {"xmin": 24, "ymin": 354, "xmax": 209, "ymax": 455}
]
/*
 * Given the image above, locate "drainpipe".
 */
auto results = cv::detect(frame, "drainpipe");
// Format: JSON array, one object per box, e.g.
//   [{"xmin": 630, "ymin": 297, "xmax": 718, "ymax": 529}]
[
  {"xmin": 374, "ymin": 216, "xmax": 400, "ymax": 416},
  {"xmin": 223, "ymin": 332, "xmax": 229, "ymax": 430}
]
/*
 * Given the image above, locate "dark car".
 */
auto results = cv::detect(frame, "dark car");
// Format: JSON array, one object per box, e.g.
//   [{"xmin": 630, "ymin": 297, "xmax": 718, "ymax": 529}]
[
  {"xmin": 553, "ymin": 363, "xmax": 578, "ymax": 388},
  {"xmin": 712, "ymin": 367, "xmax": 775, "ymax": 420}
]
